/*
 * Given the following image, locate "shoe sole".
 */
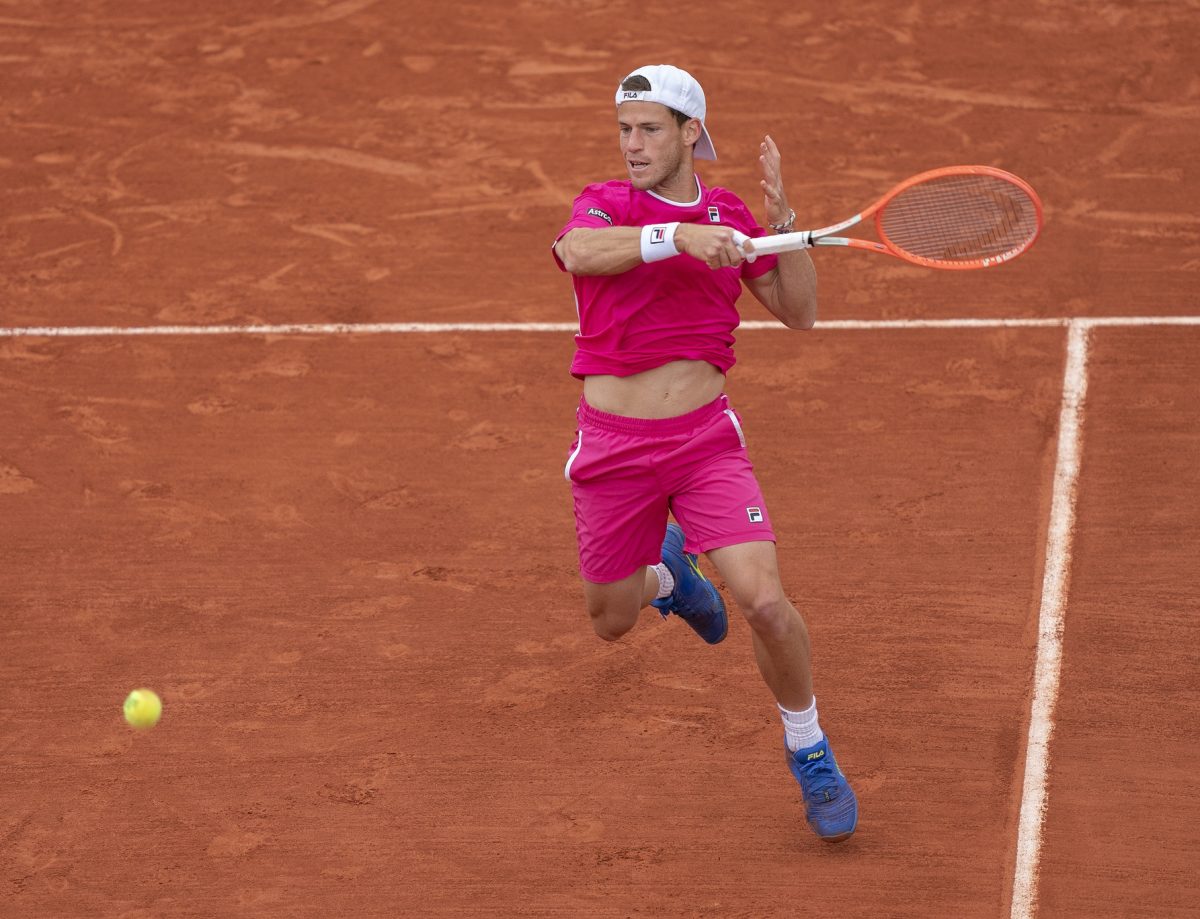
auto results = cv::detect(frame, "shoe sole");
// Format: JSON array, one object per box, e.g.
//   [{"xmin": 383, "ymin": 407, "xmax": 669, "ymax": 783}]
[{"xmin": 818, "ymin": 828, "xmax": 855, "ymax": 843}]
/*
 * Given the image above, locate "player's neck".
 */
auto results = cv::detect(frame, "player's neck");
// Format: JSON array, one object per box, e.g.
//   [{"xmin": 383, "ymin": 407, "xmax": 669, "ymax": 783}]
[{"xmin": 651, "ymin": 167, "xmax": 699, "ymax": 203}]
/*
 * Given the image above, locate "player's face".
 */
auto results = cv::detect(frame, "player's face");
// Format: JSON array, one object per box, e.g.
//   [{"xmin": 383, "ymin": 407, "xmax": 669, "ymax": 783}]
[{"xmin": 617, "ymin": 102, "xmax": 696, "ymax": 192}]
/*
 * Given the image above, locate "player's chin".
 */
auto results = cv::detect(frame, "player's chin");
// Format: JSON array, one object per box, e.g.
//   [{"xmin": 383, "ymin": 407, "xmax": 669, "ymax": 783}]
[{"xmin": 626, "ymin": 166, "xmax": 656, "ymax": 189}]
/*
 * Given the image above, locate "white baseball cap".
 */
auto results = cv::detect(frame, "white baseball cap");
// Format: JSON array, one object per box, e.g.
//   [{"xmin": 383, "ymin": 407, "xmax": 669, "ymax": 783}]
[{"xmin": 614, "ymin": 64, "xmax": 717, "ymax": 160}]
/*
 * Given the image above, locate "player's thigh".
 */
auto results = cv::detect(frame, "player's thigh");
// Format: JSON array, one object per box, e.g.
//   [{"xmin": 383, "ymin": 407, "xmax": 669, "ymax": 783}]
[
  {"xmin": 571, "ymin": 482, "xmax": 667, "ymax": 584},
  {"xmin": 567, "ymin": 428, "xmax": 668, "ymax": 584},
  {"xmin": 706, "ymin": 539, "xmax": 786, "ymax": 611}
]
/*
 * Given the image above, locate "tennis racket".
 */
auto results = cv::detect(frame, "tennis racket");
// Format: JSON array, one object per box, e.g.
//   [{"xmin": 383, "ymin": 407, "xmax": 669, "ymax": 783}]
[{"xmin": 736, "ymin": 165, "xmax": 1043, "ymax": 270}]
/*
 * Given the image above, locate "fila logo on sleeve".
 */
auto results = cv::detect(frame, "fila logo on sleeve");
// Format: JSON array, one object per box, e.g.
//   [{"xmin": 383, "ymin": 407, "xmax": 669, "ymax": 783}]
[
  {"xmin": 708, "ymin": 206, "xmax": 720, "ymax": 222},
  {"xmin": 747, "ymin": 507, "xmax": 763, "ymax": 523}
]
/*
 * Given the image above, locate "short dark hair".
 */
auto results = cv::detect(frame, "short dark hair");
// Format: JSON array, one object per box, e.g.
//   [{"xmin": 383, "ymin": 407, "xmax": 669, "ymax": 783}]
[{"xmin": 620, "ymin": 75, "xmax": 690, "ymax": 127}]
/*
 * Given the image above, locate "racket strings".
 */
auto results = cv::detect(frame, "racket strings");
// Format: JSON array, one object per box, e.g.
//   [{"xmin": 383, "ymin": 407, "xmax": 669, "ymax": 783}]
[{"xmin": 878, "ymin": 174, "xmax": 1040, "ymax": 263}]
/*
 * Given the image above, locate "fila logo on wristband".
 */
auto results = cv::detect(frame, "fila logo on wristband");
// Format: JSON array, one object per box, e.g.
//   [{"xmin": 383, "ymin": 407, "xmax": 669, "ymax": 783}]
[{"xmin": 640, "ymin": 222, "xmax": 680, "ymax": 263}]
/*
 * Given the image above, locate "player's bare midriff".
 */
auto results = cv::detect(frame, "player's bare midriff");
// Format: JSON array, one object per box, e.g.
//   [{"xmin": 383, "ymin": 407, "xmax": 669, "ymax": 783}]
[{"xmin": 582, "ymin": 359, "xmax": 725, "ymax": 419}]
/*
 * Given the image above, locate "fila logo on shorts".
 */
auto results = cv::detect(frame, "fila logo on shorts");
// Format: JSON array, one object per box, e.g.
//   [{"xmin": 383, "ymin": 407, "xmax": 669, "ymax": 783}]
[
  {"xmin": 708, "ymin": 206, "xmax": 720, "ymax": 222},
  {"xmin": 747, "ymin": 506, "xmax": 763, "ymax": 523}
]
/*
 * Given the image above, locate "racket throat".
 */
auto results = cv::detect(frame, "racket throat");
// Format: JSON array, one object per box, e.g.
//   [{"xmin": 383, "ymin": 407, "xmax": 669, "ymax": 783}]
[{"xmin": 812, "ymin": 213, "xmax": 863, "ymax": 241}]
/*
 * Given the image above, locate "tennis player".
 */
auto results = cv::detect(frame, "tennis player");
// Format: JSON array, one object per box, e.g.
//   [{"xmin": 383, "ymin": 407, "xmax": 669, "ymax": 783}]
[{"xmin": 552, "ymin": 65, "xmax": 857, "ymax": 842}]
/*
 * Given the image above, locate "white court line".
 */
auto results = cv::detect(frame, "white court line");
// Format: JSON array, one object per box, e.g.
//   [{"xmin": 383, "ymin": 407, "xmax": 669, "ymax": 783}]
[
  {"xmin": 2, "ymin": 315, "xmax": 1200, "ymax": 337},
  {"xmin": 1009, "ymin": 320, "xmax": 1091, "ymax": 919}
]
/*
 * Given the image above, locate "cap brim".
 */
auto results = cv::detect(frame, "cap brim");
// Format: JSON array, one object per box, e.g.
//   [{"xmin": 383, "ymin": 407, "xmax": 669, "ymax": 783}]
[{"xmin": 694, "ymin": 123, "xmax": 716, "ymax": 160}]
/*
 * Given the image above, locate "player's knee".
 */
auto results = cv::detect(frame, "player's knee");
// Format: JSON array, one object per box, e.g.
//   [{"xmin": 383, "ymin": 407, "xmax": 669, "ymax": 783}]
[
  {"xmin": 738, "ymin": 590, "xmax": 798, "ymax": 640},
  {"xmin": 591, "ymin": 617, "xmax": 633, "ymax": 642},
  {"xmin": 586, "ymin": 599, "xmax": 638, "ymax": 642}
]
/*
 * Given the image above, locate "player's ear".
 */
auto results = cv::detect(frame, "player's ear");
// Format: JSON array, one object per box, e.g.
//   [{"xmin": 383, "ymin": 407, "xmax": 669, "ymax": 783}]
[{"xmin": 682, "ymin": 118, "xmax": 702, "ymax": 148}]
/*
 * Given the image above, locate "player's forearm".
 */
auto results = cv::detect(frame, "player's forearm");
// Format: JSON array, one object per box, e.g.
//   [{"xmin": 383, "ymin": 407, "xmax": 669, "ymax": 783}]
[
  {"xmin": 555, "ymin": 227, "xmax": 644, "ymax": 276},
  {"xmin": 768, "ymin": 249, "xmax": 818, "ymax": 330}
]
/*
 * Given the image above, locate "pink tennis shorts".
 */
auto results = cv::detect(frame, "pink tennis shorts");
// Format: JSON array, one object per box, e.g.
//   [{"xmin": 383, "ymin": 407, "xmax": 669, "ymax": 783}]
[{"xmin": 564, "ymin": 394, "xmax": 775, "ymax": 583}]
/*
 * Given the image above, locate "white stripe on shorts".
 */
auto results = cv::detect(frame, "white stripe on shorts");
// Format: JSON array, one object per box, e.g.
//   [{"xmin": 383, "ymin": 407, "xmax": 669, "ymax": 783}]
[
  {"xmin": 564, "ymin": 430, "xmax": 584, "ymax": 482},
  {"xmin": 723, "ymin": 409, "xmax": 747, "ymax": 448}
]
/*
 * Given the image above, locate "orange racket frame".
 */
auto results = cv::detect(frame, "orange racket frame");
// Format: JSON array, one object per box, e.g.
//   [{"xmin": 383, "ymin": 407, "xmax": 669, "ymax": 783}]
[{"xmin": 738, "ymin": 165, "xmax": 1044, "ymax": 270}]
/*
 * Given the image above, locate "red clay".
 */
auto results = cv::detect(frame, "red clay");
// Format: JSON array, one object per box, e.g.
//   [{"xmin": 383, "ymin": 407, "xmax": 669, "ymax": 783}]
[{"xmin": 2, "ymin": 1, "xmax": 1197, "ymax": 917}]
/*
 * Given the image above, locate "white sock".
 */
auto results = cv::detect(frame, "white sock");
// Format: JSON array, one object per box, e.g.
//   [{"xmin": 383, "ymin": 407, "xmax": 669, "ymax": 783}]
[
  {"xmin": 779, "ymin": 698, "xmax": 824, "ymax": 752},
  {"xmin": 652, "ymin": 563, "xmax": 674, "ymax": 599}
]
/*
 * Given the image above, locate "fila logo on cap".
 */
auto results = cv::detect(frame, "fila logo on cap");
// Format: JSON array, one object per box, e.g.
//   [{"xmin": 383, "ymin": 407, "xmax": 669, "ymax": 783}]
[{"xmin": 614, "ymin": 64, "xmax": 718, "ymax": 161}]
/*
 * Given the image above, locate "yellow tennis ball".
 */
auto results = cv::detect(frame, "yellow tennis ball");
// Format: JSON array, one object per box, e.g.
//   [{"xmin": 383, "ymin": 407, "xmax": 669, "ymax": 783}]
[{"xmin": 123, "ymin": 688, "xmax": 162, "ymax": 730}]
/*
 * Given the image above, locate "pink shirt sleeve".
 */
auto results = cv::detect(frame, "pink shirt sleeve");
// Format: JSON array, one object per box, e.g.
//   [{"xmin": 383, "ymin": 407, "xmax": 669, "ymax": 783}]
[{"xmin": 551, "ymin": 184, "xmax": 626, "ymax": 272}]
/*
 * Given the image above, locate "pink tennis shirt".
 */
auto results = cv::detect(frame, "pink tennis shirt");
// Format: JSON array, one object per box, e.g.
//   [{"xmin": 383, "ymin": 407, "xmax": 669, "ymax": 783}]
[{"xmin": 552, "ymin": 178, "xmax": 778, "ymax": 379}]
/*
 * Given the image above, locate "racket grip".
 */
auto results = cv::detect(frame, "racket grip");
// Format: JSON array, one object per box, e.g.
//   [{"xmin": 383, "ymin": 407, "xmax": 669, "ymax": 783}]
[
  {"xmin": 733, "ymin": 230, "xmax": 818, "ymax": 263},
  {"xmin": 741, "ymin": 231, "xmax": 816, "ymax": 259}
]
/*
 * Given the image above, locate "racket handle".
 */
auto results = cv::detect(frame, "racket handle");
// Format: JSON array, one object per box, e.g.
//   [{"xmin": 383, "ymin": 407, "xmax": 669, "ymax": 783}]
[{"xmin": 738, "ymin": 230, "xmax": 815, "ymax": 262}]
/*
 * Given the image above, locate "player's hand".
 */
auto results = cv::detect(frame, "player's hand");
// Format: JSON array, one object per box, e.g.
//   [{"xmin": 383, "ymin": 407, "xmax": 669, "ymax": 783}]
[
  {"xmin": 674, "ymin": 223, "xmax": 745, "ymax": 270},
  {"xmin": 760, "ymin": 134, "xmax": 792, "ymax": 228}
]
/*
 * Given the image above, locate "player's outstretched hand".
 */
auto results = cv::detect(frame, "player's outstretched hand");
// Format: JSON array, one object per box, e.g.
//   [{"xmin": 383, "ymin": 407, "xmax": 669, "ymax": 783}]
[
  {"xmin": 675, "ymin": 223, "xmax": 746, "ymax": 270},
  {"xmin": 760, "ymin": 134, "xmax": 793, "ymax": 230}
]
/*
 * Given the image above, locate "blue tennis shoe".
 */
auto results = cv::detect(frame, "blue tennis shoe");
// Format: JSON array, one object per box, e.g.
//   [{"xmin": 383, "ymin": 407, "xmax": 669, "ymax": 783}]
[
  {"xmin": 651, "ymin": 523, "xmax": 728, "ymax": 644},
  {"xmin": 787, "ymin": 736, "xmax": 858, "ymax": 842}
]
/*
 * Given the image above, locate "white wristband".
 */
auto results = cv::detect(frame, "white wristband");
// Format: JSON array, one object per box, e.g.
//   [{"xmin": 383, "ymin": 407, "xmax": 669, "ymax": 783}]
[{"xmin": 640, "ymin": 222, "xmax": 680, "ymax": 263}]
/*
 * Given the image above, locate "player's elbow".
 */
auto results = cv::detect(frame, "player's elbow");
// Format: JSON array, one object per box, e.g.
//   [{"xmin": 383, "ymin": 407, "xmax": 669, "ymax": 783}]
[
  {"xmin": 555, "ymin": 238, "xmax": 578, "ymax": 274},
  {"xmin": 778, "ymin": 300, "xmax": 817, "ymax": 330},
  {"xmin": 766, "ymin": 275, "xmax": 817, "ymax": 330},
  {"xmin": 557, "ymin": 240, "xmax": 591, "ymax": 276},
  {"xmin": 556, "ymin": 229, "xmax": 606, "ymax": 276},
  {"xmin": 788, "ymin": 314, "xmax": 817, "ymax": 331},
  {"xmin": 563, "ymin": 253, "xmax": 598, "ymax": 276}
]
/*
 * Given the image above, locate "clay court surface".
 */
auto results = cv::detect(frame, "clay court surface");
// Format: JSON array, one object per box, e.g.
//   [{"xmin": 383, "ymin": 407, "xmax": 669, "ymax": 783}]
[{"xmin": 2, "ymin": 2, "xmax": 1198, "ymax": 917}]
